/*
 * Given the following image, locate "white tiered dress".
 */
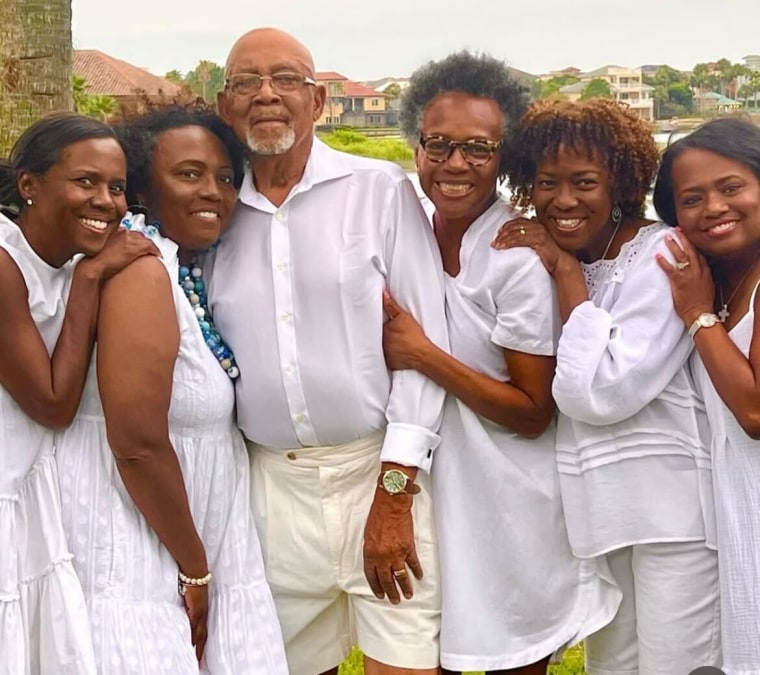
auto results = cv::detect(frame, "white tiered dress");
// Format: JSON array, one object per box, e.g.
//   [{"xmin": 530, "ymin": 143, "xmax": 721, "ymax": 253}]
[
  {"xmin": 55, "ymin": 220, "xmax": 288, "ymax": 674},
  {"xmin": 0, "ymin": 214, "xmax": 96, "ymax": 675},
  {"xmin": 692, "ymin": 281, "xmax": 760, "ymax": 675}
]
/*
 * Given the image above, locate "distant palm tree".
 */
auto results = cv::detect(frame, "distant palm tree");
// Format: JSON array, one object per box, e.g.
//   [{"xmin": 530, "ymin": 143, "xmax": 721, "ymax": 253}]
[{"xmin": 0, "ymin": 0, "xmax": 73, "ymax": 155}]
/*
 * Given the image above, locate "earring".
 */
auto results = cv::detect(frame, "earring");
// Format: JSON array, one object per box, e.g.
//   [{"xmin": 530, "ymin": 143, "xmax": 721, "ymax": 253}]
[
  {"xmin": 611, "ymin": 203, "xmax": 622, "ymax": 225},
  {"xmin": 25, "ymin": 198, "xmax": 33, "ymax": 206}
]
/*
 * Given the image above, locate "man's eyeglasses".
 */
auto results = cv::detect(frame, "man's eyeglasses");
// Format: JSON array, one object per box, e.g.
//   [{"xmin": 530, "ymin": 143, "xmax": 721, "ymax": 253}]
[
  {"xmin": 225, "ymin": 72, "xmax": 317, "ymax": 96},
  {"xmin": 418, "ymin": 135, "xmax": 503, "ymax": 166}
]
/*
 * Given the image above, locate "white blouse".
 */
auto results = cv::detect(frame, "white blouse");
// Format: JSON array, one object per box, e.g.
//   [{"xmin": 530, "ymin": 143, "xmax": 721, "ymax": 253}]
[
  {"xmin": 554, "ymin": 223, "xmax": 713, "ymax": 557},
  {"xmin": 207, "ymin": 139, "xmax": 447, "ymax": 470}
]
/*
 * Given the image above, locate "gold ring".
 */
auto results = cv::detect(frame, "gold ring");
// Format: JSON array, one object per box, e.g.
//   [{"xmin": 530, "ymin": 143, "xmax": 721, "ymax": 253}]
[
  {"xmin": 519, "ymin": 227, "xmax": 526, "ymax": 236},
  {"xmin": 676, "ymin": 260, "xmax": 690, "ymax": 270},
  {"xmin": 392, "ymin": 569, "xmax": 407, "ymax": 578}
]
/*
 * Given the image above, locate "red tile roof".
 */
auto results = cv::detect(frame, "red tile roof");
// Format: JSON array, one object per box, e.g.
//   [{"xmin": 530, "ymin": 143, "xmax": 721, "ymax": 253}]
[
  {"xmin": 73, "ymin": 50, "xmax": 182, "ymax": 97},
  {"xmin": 344, "ymin": 81, "xmax": 383, "ymax": 98},
  {"xmin": 315, "ymin": 71, "xmax": 348, "ymax": 81}
]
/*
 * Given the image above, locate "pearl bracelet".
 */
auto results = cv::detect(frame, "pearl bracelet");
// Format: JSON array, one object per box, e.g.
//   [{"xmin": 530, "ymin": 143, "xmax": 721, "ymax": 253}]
[{"xmin": 177, "ymin": 570, "xmax": 212, "ymax": 596}]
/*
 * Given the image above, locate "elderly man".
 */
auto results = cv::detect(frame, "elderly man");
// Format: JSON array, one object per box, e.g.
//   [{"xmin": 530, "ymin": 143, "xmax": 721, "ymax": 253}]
[{"xmin": 209, "ymin": 27, "xmax": 446, "ymax": 675}]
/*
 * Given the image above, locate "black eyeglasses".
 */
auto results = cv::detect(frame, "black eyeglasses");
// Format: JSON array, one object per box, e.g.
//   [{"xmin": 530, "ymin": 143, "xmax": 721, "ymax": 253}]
[
  {"xmin": 419, "ymin": 135, "xmax": 503, "ymax": 166},
  {"xmin": 225, "ymin": 72, "xmax": 317, "ymax": 96}
]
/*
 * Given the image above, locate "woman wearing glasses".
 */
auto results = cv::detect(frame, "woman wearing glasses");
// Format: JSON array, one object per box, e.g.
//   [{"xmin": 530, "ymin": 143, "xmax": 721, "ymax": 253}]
[
  {"xmin": 382, "ymin": 52, "xmax": 619, "ymax": 675},
  {"xmin": 494, "ymin": 99, "xmax": 720, "ymax": 674}
]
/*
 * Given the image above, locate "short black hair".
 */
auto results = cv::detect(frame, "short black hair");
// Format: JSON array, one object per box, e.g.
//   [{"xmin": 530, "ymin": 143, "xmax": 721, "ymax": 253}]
[
  {"xmin": 654, "ymin": 116, "xmax": 760, "ymax": 226},
  {"xmin": 115, "ymin": 106, "xmax": 246, "ymax": 206},
  {"xmin": 399, "ymin": 51, "xmax": 528, "ymax": 176},
  {"xmin": 0, "ymin": 112, "xmax": 119, "ymax": 217}
]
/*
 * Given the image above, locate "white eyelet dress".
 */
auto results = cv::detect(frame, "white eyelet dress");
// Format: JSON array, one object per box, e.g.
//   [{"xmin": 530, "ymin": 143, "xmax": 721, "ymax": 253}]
[
  {"xmin": 691, "ymin": 280, "xmax": 760, "ymax": 675},
  {"xmin": 54, "ymin": 218, "xmax": 288, "ymax": 674},
  {"xmin": 0, "ymin": 214, "xmax": 96, "ymax": 675}
]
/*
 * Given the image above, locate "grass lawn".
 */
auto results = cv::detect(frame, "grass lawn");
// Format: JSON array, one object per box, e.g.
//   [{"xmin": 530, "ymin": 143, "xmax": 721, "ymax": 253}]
[{"xmin": 338, "ymin": 645, "xmax": 586, "ymax": 675}]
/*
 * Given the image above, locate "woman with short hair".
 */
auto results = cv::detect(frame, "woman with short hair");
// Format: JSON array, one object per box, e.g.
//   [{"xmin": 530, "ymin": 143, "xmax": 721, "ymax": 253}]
[{"xmin": 383, "ymin": 53, "xmax": 620, "ymax": 675}]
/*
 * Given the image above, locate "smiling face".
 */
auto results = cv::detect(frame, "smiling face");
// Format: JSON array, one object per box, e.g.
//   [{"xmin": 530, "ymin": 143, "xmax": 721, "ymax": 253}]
[
  {"xmin": 20, "ymin": 137, "xmax": 127, "ymax": 262},
  {"xmin": 671, "ymin": 148, "xmax": 760, "ymax": 258},
  {"xmin": 218, "ymin": 29, "xmax": 325, "ymax": 156},
  {"xmin": 531, "ymin": 144, "xmax": 616, "ymax": 254},
  {"xmin": 416, "ymin": 92, "xmax": 503, "ymax": 225},
  {"xmin": 146, "ymin": 125, "xmax": 237, "ymax": 251}
]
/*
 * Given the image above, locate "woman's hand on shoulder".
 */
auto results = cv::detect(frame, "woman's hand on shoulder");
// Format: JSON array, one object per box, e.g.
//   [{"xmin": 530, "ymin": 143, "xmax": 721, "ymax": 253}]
[
  {"xmin": 655, "ymin": 228, "xmax": 715, "ymax": 326},
  {"xmin": 491, "ymin": 217, "xmax": 571, "ymax": 276},
  {"xmin": 78, "ymin": 228, "xmax": 159, "ymax": 283}
]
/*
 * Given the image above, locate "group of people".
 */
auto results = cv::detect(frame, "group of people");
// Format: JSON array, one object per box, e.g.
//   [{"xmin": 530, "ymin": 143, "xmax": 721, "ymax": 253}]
[{"xmin": 2, "ymin": 24, "xmax": 760, "ymax": 675}]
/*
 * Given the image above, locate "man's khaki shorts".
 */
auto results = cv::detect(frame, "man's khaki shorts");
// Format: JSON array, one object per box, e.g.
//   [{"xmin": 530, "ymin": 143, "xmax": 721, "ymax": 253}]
[{"xmin": 248, "ymin": 431, "xmax": 440, "ymax": 675}]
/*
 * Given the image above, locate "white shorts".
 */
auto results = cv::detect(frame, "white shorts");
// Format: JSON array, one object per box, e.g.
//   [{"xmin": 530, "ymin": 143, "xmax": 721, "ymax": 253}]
[
  {"xmin": 585, "ymin": 541, "xmax": 721, "ymax": 675},
  {"xmin": 248, "ymin": 431, "xmax": 440, "ymax": 675}
]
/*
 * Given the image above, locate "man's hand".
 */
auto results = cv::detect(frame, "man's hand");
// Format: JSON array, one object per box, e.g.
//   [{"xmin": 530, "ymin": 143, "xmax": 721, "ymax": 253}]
[{"xmin": 363, "ymin": 463, "xmax": 423, "ymax": 604}]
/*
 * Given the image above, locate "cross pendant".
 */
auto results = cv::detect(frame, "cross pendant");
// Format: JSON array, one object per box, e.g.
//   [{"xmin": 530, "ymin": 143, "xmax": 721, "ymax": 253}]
[{"xmin": 718, "ymin": 305, "xmax": 730, "ymax": 323}]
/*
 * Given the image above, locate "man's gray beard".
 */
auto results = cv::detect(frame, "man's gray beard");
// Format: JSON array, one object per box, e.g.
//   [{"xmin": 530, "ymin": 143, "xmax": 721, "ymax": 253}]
[{"xmin": 246, "ymin": 127, "xmax": 296, "ymax": 155}]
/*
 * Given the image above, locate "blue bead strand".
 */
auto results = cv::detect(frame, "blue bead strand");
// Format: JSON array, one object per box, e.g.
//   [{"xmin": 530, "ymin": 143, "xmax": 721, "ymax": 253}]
[{"xmin": 178, "ymin": 261, "xmax": 240, "ymax": 380}]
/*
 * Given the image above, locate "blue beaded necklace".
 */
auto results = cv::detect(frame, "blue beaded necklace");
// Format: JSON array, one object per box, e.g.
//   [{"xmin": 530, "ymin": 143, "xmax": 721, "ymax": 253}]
[
  {"xmin": 120, "ymin": 212, "xmax": 239, "ymax": 380},
  {"xmin": 178, "ymin": 259, "xmax": 240, "ymax": 380}
]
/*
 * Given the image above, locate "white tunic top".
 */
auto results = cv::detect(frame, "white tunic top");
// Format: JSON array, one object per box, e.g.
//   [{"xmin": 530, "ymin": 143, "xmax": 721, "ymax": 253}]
[
  {"xmin": 432, "ymin": 200, "xmax": 619, "ymax": 670},
  {"xmin": 554, "ymin": 223, "xmax": 713, "ymax": 557},
  {"xmin": 55, "ymin": 218, "xmax": 288, "ymax": 674},
  {"xmin": 207, "ymin": 139, "xmax": 447, "ymax": 469},
  {"xmin": 0, "ymin": 214, "xmax": 96, "ymax": 674},
  {"xmin": 692, "ymin": 281, "xmax": 760, "ymax": 675}
]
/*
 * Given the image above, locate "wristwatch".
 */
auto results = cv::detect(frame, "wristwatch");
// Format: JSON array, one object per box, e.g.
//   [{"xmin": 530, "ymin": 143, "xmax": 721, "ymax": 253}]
[
  {"xmin": 688, "ymin": 312, "xmax": 720, "ymax": 339},
  {"xmin": 378, "ymin": 469, "xmax": 420, "ymax": 496}
]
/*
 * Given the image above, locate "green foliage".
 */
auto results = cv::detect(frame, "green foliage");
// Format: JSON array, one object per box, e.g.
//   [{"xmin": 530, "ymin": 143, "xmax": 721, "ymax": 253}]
[
  {"xmin": 164, "ymin": 69, "xmax": 184, "ymax": 83},
  {"xmin": 337, "ymin": 645, "xmax": 587, "ymax": 675},
  {"xmin": 643, "ymin": 66, "xmax": 694, "ymax": 117},
  {"xmin": 384, "ymin": 82, "xmax": 402, "ymax": 102},
  {"xmin": 532, "ymin": 75, "xmax": 580, "ymax": 99},
  {"xmin": 580, "ymin": 78, "xmax": 612, "ymax": 100},
  {"xmin": 72, "ymin": 74, "xmax": 116, "ymax": 120},
  {"xmin": 318, "ymin": 128, "xmax": 413, "ymax": 162},
  {"xmin": 179, "ymin": 60, "xmax": 225, "ymax": 102}
]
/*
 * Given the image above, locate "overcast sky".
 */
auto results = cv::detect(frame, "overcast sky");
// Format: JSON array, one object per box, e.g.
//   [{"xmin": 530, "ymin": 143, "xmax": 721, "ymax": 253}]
[{"xmin": 72, "ymin": 0, "xmax": 760, "ymax": 80}]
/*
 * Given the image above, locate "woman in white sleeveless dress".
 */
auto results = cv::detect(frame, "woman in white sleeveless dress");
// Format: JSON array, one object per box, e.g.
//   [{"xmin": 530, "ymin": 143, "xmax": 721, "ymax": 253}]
[
  {"xmin": 0, "ymin": 113, "xmax": 155, "ymax": 674},
  {"xmin": 654, "ymin": 116, "xmax": 760, "ymax": 675},
  {"xmin": 55, "ymin": 107, "xmax": 288, "ymax": 674}
]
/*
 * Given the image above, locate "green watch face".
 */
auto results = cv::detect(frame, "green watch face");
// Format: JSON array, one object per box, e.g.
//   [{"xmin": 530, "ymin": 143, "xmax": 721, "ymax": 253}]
[{"xmin": 382, "ymin": 469, "xmax": 408, "ymax": 494}]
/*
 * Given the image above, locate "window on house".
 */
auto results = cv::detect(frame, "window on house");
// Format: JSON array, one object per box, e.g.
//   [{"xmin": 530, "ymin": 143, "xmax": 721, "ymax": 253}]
[{"xmin": 371, "ymin": 98, "xmax": 379, "ymax": 106}]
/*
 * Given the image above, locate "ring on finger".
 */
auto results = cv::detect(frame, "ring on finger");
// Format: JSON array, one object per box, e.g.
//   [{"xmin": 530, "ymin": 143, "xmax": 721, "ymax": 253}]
[
  {"xmin": 519, "ymin": 226, "xmax": 526, "ymax": 236},
  {"xmin": 676, "ymin": 260, "xmax": 690, "ymax": 271},
  {"xmin": 392, "ymin": 568, "xmax": 407, "ymax": 578}
]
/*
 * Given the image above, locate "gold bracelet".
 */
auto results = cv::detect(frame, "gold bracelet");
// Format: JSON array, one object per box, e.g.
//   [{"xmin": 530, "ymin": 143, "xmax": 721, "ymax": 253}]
[{"xmin": 177, "ymin": 570, "xmax": 212, "ymax": 596}]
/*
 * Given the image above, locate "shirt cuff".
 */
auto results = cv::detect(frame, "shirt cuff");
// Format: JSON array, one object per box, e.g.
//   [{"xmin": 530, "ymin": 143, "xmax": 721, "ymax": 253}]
[{"xmin": 380, "ymin": 422, "xmax": 441, "ymax": 473}]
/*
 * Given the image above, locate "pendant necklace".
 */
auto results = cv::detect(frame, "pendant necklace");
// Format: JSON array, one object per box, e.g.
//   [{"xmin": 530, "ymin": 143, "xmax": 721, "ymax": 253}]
[{"xmin": 717, "ymin": 258, "xmax": 759, "ymax": 323}]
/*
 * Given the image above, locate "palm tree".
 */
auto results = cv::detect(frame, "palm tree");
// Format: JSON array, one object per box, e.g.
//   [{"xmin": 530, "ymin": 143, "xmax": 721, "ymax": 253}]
[{"xmin": 0, "ymin": 0, "xmax": 73, "ymax": 155}]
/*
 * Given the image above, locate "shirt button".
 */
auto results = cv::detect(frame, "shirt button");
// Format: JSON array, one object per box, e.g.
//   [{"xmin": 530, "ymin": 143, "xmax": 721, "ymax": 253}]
[
  {"xmin": 280, "ymin": 312, "xmax": 290, "ymax": 321},
  {"xmin": 274, "ymin": 212, "xmax": 284, "ymax": 222},
  {"xmin": 286, "ymin": 451, "xmax": 297, "ymax": 461},
  {"xmin": 293, "ymin": 413, "xmax": 304, "ymax": 423},
  {"xmin": 276, "ymin": 262, "xmax": 288, "ymax": 271}
]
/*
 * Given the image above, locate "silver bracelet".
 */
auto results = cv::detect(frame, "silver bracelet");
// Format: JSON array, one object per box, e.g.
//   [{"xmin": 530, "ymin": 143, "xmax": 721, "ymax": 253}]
[{"xmin": 177, "ymin": 570, "xmax": 212, "ymax": 596}]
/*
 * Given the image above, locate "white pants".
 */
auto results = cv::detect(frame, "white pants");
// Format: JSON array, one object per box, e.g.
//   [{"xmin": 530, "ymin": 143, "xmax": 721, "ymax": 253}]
[
  {"xmin": 585, "ymin": 541, "xmax": 721, "ymax": 675},
  {"xmin": 248, "ymin": 431, "xmax": 440, "ymax": 675}
]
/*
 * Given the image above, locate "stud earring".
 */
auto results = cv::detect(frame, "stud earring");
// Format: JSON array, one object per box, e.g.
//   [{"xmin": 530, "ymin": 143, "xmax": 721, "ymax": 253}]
[{"xmin": 26, "ymin": 198, "xmax": 33, "ymax": 206}]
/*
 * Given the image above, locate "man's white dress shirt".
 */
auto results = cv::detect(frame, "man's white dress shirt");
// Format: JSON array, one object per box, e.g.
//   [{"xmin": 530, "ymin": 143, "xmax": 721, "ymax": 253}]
[{"xmin": 207, "ymin": 139, "xmax": 447, "ymax": 470}]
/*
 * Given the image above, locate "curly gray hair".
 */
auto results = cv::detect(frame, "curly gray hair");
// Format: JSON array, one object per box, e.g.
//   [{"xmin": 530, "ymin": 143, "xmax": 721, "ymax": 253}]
[{"xmin": 399, "ymin": 51, "xmax": 528, "ymax": 175}]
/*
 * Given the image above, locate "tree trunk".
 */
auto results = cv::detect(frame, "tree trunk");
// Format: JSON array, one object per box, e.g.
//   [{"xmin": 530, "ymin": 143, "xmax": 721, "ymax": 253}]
[{"xmin": 0, "ymin": 0, "xmax": 73, "ymax": 155}]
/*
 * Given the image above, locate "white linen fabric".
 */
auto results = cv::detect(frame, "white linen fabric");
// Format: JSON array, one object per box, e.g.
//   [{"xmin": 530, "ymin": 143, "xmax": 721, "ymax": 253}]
[
  {"xmin": 207, "ymin": 139, "xmax": 447, "ymax": 470},
  {"xmin": 0, "ymin": 214, "xmax": 96, "ymax": 675},
  {"xmin": 553, "ymin": 223, "xmax": 714, "ymax": 557},
  {"xmin": 584, "ymin": 542, "xmax": 721, "ymax": 675},
  {"xmin": 55, "ymin": 218, "xmax": 288, "ymax": 674},
  {"xmin": 432, "ymin": 200, "xmax": 620, "ymax": 670},
  {"xmin": 248, "ymin": 432, "xmax": 440, "ymax": 675},
  {"xmin": 692, "ymin": 280, "xmax": 760, "ymax": 675}
]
